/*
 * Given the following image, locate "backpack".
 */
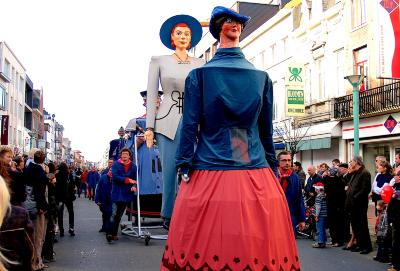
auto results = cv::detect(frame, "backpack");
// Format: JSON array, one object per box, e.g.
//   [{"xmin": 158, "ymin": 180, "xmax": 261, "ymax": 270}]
[{"xmin": 21, "ymin": 185, "xmax": 37, "ymax": 220}]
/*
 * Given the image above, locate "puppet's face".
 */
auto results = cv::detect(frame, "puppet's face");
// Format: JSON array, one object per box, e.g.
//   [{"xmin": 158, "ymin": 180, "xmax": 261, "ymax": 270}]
[
  {"xmin": 220, "ymin": 17, "xmax": 242, "ymax": 41},
  {"xmin": 171, "ymin": 26, "xmax": 192, "ymax": 50}
]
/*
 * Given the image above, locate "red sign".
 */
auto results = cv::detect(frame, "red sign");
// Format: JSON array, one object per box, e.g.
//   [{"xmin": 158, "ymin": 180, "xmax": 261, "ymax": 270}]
[{"xmin": 1, "ymin": 115, "xmax": 9, "ymax": 145}]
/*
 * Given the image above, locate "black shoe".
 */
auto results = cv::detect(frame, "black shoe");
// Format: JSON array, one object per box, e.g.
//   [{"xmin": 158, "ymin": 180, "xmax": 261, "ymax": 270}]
[
  {"xmin": 162, "ymin": 218, "xmax": 171, "ymax": 230},
  {"xmin": 351, "ymin": 247, "xmax": 361, "ymax": 252},
  {"xmin": 360, "ymin": 249, "xmax": 372, "ymax": 254},
  {"xmin": 106, "ymin": 234, "xmax": 113, "ymax": 243},
  {"xmin": 68, "ymin": 228, "xmax": 75, "ymax": 236}
]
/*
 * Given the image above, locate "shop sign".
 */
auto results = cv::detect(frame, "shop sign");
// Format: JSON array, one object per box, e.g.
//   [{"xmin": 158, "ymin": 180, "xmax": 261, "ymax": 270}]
[
  {"xmin": 285, "ymin": 63, "xmax": 305, "ymax": 117},
  {"xmin": 384, "ymin": 115, "xmax": 398, "ymax": 133}
]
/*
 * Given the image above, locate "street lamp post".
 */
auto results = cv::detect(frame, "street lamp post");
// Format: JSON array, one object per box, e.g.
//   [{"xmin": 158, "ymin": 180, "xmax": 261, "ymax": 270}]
[{"xmin": 344, "ymin": 74, "xmax": 364, "ymax": 157}]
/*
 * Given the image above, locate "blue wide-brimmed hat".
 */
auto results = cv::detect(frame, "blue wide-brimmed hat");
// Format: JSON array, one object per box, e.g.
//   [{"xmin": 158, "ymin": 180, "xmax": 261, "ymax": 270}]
[
  {"xmin": 159, "ymin": 14, "xmax": 203, "ymax": 50},
  {"xmin": 209, "ymin": 6, "xmax": 251, "ymax": 40}
]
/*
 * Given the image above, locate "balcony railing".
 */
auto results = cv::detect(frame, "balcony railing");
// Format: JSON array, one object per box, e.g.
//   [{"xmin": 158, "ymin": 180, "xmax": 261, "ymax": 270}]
[{"xmin": 333, "ymin": 81, "xmax": 400, "ymax": 120}]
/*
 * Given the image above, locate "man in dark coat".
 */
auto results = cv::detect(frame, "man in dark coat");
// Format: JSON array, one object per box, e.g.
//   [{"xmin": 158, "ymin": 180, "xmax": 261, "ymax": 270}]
[
  {"xmin": 324, "ymin": 167, "xmax": 346, "ymax": 246},
  {"xmin": 345, "ymin": 156, "xmax": 372, "ymax": 254},
  {"xmin": 24, "ymin": 150, "xmax": 49, "ymax": 271},
  {"xmin": 305, "ymin": 165, "xmax": 322, "ymax": 207},
  {"xmin": 109, "ymin": 127, "xmax": 126, "ymax": 161},
  {"xmin": 277, "ymin": 151, "xmax": 305, "ymax": 234}
]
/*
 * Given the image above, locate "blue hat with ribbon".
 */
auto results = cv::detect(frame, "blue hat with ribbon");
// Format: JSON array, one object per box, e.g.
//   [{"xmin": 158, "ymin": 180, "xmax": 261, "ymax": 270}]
[
  {"xmin": 209, "ymin": 6, "xmax": 251, "ymax": 40},
  {"xmin": 159, "ymin": 14, "xmax": 203, "ymax": 50}
]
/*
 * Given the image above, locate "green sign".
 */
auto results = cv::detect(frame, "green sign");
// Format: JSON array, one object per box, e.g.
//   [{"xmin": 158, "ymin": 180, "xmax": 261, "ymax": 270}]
[
  {"xmin": 287, "ymin": 89, "xmax": 304, "ymax": 104},
  {"xmin": 285, "ymin": 63, "xmax": 305, "ymax": 117}
]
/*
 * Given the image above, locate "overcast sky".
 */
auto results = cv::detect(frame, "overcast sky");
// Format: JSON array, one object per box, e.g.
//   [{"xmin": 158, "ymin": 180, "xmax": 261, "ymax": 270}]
[{"xmin": 1, "ymin": 0, "xmax": 234, "ymax": 161}]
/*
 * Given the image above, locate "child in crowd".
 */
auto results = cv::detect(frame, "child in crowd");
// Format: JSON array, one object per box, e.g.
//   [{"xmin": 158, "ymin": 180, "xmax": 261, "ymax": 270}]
[
  {"xmin": 374, "ymin": 200, "xmax": 390, "ymax": 263},
  {"xmin": 313, "ymin": 182, "xmax": 328, "ymax": 248}
]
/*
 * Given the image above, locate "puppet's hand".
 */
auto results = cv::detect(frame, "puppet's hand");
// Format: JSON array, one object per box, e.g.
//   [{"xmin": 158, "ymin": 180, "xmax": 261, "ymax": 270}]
[{"xmin": 144, "ymin": 129, "xmax": 154, "ymax": 148}]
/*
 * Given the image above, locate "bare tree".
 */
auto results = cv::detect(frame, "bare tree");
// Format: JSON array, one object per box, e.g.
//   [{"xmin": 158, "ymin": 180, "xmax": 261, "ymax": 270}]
[{"xmin": 275, "ymin": 117, "xmax": 311, "ymax": 159}]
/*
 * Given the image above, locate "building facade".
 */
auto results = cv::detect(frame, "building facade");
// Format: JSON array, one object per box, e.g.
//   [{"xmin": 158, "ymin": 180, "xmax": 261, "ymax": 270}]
[{"xmin": 0, "ymin": 42, "xmax": 26, "ymax": 154}]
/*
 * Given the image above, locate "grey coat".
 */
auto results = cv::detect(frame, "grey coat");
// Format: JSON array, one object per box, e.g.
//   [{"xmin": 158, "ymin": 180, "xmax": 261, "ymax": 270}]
[{"xmin": 146, "ymin": 55, "xmax": 205, "ymax": 140}]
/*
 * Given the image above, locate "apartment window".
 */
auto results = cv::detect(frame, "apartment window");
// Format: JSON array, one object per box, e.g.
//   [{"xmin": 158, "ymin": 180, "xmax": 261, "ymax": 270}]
[
  {"xmin": 3, "ymin": 60, "xmax": 11, "ymax": 79},
  {"xmin": 19, "ymin": 104, "xmax": 23, "ymax": 121},
  {"xmin": 0, "ymin": 85, "xmax": 6, "ymax": 110},
  {"xmin": 15, "ymin": 71, "xmax": 19, "ymax": 91},
  {"xmin": 270, "ymin": 43, "xmax": 276, "ymax": 64},
  {"xmin": 19, "ymin": 76, "xmax": 24, "ymax": 94},
  {"xmin": 260, "ymin": 50, "xmax": 266, "ymax": 69},
  {"xmin": 334, "ymin": 49, "xmax": 345, "ymax": 97},
  {"xmin": 353, "ymin": 46, "xmax": 368, "ymax": 90},
  {"xmin": 316, "ymin": 57, "xmax": 325, "ymax": 100},
  {"xmin": 352, "ymin": 0, "xmax": 367, "ymax": 28},
  {"xmin": 304, "ymin": 64, "xmax": 311, "ymax": 104},
  {"xmin": 272, "ymin": 81, "xmax": 279, "ymax": 121}
]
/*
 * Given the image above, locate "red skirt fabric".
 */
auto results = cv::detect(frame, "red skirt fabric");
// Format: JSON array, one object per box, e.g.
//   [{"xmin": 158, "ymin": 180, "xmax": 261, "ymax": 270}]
[{"xmin": 161, "ymin": 168, "xmax": 301, "ymax": 271}]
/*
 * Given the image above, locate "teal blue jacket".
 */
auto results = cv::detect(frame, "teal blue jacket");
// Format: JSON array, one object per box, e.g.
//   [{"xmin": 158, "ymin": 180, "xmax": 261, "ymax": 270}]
[{"xmin": 176, "ymin": 47, "xmax": 278, "ymax": 171}]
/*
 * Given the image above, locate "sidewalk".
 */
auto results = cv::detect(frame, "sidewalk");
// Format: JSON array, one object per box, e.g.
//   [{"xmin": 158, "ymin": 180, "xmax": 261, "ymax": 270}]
[{"xmin": 367, "ymin": 201, "xmax": 377, "ymax": 244}]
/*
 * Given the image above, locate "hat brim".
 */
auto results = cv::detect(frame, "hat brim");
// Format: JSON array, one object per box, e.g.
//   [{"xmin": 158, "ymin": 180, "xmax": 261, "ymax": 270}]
[
  {"xmin": 159, "ymin": 14, "xmax": 203, "ymax": 50},
  {"xmin": 209, "ymin": 6, "xmax": 251, "ymax": 40}
]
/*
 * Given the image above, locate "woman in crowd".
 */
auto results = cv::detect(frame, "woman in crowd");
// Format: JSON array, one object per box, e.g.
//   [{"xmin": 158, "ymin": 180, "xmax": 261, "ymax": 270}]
[
  {"xmin": 0, "ymin": 175, "xmax": 10, "ymax": 271},
  {"xmin": 372, "ymin": 161, "xmax": 393, "ymax": 215},
  {"xmin": 144, "ymin": 14, "xmax": 205, "ymax": 228}
]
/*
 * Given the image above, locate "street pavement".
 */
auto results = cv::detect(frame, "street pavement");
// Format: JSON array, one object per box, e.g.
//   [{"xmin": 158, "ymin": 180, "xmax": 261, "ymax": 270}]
[{"xmin": 48, "ymin": 197, "xmax": 389, "ymax": 271}]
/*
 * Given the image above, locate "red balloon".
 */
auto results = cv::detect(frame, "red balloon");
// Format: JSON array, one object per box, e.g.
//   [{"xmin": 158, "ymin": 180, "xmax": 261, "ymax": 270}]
[{"xmin": 381, "ymin": 186, "xmax": 394, "ymax": 204}]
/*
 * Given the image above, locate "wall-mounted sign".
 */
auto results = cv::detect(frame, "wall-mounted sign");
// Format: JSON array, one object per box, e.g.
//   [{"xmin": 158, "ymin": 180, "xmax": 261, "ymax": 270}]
[
  {"xmin": 1, "ymin": 115, "xmax": 9, "ymax": 145},
  {"xmin": 285, "ymin": 63, "xmax": 305, "ymax": 116}
]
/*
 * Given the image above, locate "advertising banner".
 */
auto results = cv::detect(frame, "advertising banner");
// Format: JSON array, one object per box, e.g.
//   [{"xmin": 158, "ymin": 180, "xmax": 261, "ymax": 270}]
[
  {"xmin": 376, "ymin": 0, "xmax": 400, "ymax": 78},
  {"xmin": 285, "ymin": 63, "xmax": 305, "ymax": 116},
  {"xmin": 1, "ymin": 115, "xmax": 9, "ymax": 145}
]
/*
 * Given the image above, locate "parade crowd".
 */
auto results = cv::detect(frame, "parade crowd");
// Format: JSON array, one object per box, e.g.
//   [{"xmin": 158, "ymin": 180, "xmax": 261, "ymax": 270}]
[{"xmin": 283, "ymin": 152, "xmax": 400, "ymax": 271}]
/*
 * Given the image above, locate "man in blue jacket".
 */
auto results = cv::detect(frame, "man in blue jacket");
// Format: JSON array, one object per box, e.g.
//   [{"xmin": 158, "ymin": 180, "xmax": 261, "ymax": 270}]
[
  {"xmin": 277, "ymin": 151, "xmax": 305, "ymax": 234},
  {"xmin": 87, "ymin": 167, "xmax": 100, "ymax": 201},
  {"xmin": 106, "ymin": 148, "xmax": 137, "ymax": 243},
  {"xmin": 95, "ymin": 169, "xmax": 112, "ymax": 233}
]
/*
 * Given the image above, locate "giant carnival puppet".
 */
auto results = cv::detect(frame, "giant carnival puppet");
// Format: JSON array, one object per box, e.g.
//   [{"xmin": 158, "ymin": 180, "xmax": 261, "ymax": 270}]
[
  {"xmin": 144, "ymin": 14, "xmax": 205, "ymax": 229},
  {"xmin": 160, "ymin": 6, "xmax": 300, "ymax": 271},
  {"xmin": 108, "ymin": 127, "xmax": 126, "ymax": 161},
  {"xmin": 124, "ymin": 90, "xmax": 163, "ymax": 219}
]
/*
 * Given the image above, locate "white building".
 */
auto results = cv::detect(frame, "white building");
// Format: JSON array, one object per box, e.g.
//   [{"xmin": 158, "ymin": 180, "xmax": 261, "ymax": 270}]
[{"xmin": 0, "ymin": 42, "xmax": 26, "ymax": 154}]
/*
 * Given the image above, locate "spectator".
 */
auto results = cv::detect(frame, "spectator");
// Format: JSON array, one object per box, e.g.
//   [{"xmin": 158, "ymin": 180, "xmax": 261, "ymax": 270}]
[
  {"xmin": 106, "ymin": 148, "xmax": 137, "ymax": 243},
  {"xmin": 374, "ymin": 200, "xmax": 390, "ymax": 263},
  {"xmin": 24, "ymin": 150, "xmax": 50, "ymax": 271},
  {"xmin": 392, "ymin": 152, "xmax": 400, "ymax": 169},
  {"xmin": 55, "ymin": 162, "xmax": 76, "ymax": 237},
  {"xmin": 312, "ymin": 182, "xmax": 327, "ymax": 248},
  {"xmin": 305, "ymin": 165, "xmax": 322, "ymax": 207},
  {"xmin": 332, "ymin": 158, "xmax": 341, "ymax": 168},
  {"xmin": 95, "ymin": 168, "xmax": 112, "ymax": 233},
  {"xmin": 0, "ymin": 175, "xmax": 11, "ymax": 271},
  {"xmin": 277, "ymin": 151, "xmax": 305, "ymax": 234},
  {"xmin": 0, "ymin": 146, "xmax": 25, "ymax": 206},
  {"xmin": 42, "ymin": 162, "xmax": 57, "ymax": 263},
  {"xmin": 79, "ymin": 168, "xmax": 88, "ymax": 198},
  {"xmin": 87, "ymin": 166, "xmax": 100, "ymax": 201},
  {"xmin": 345, "ymin": 156, "xmax": 372, "ymax": 254},
  {"xmin": 372, "ymin": 161, "xmax": 393, "ymax": 216},
  {"xmin": 318, "ymin": 163, "xmax": 329, "ymax": 176},
  {"xmin": 293, "ymin": 161, "xmax": 306, "ymax": 189},
  {"xmin": 387, "ymin": 171, "xmax": 400, "ymax": 271},
  {"xmin": 324, "ymin": 167, "xmax": 346, "ymax": 247}
]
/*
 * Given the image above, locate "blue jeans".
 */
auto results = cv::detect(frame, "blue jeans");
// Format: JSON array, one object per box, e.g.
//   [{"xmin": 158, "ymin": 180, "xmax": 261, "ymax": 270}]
[
  {"xmin": 155, "ymin": 121, "xmax": 182, "ymax": 219},
  {"xmin": 316, "ymin": 216, "xmax": 327, "ymax": 245}
]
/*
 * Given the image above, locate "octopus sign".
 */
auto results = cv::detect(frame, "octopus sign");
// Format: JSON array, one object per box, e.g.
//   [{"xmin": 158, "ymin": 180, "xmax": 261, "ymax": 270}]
[{"xmin": 377, "ymin": 0, "xmax": 400, "ymax": 78}]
